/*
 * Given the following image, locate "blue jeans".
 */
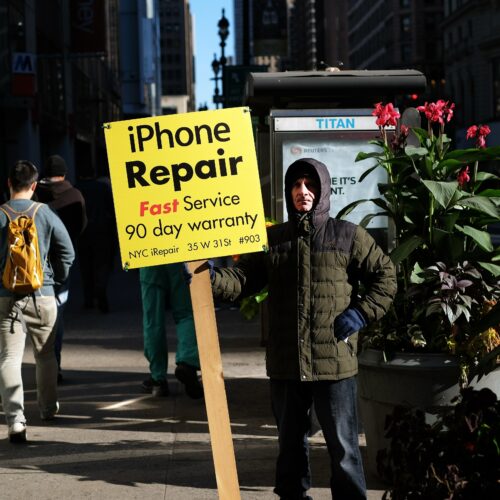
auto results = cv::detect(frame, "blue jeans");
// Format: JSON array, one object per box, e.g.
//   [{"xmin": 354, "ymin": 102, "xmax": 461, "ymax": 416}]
[
  {"xmin": 270, "ymin": 377, "xmax": 366, "ymax": 500},
  {"xmin": 54, "ymin": 285, "xmax": 69, "ymax": 370}
]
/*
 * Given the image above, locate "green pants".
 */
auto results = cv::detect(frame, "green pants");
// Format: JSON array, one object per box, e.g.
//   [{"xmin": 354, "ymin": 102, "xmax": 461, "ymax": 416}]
[{"xmin": 139, "ymin": 263, "xmax": 199, "ymax": 382}]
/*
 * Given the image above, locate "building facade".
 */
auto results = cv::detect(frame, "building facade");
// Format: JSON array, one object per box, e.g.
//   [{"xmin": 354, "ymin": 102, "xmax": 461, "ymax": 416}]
[
  {"xmin": 1, "ymin": 0, "xmax": 122, "ymax": 189},
  {"xmin": 443, "ymin": 0, "xmax": 500, "ymax": 146},
  {"xmin": 119, "ymin": 0, "xmax": 162, "ymax": 119},
  {"xmin": 159, "ymin": 0, "xmax": 195, "ymax": 114},
  {"xmin": 347, "ymin": 0, "xmax": 445, "ymax": 100}
]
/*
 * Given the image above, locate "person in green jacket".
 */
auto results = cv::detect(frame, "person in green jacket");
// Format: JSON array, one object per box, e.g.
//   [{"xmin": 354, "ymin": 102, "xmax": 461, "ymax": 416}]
[
  {"xmin": 208, "ymin": 158, "xmax": 397, "ymax": 500},
  {"xmin": 139, "ymin": 263, "xmax": 203, "ymax": 399}
]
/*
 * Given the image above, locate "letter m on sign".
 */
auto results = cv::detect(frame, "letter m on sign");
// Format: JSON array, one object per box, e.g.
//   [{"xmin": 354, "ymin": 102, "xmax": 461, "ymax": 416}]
[{"xmin": 12, "ymin": 53, "xmax": 36, "ymax": 74}]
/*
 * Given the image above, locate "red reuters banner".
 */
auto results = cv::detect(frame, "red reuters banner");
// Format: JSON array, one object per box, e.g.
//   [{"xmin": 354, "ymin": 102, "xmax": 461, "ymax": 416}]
[{"xmin": 71, "ymin": 0, "xmax": 106, "ymax": 53}]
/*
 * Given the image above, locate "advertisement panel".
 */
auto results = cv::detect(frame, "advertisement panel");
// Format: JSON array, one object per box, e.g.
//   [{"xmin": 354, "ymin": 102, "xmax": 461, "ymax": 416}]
[
  {"xmin": 274, "ymin": 111, "xmax": 392, "ymax": 228},
  {"xmin": 104, "ymin": 107, "xmax": 268, "ymax": 269},
  {"xmin": 282, "ymin": 139, "xmax": 386, "ymax": 228}
]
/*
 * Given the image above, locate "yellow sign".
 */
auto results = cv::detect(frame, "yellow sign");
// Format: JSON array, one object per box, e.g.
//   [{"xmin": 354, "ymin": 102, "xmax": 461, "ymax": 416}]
[{"xmin": 104, "ymin": 107, "xmax": 267, "ymax": 269}]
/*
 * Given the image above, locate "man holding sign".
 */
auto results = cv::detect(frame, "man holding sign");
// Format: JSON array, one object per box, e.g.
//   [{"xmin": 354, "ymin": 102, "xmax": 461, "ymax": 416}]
[{"xmin": 206, "ymin": 158, "xmax": 397, "ymax": 500}]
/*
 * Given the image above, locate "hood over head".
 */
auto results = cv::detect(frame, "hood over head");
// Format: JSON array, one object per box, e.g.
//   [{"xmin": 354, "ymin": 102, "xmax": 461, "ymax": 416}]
[{"xmin": 284, "ymin": 158, "xmax": 331, "ymax": 221}]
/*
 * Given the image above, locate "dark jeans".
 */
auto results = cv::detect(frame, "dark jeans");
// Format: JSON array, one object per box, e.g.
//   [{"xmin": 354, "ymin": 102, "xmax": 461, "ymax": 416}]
[
  {"xmin": 54, "ymin": 282, "xmax": 69, "ymax": 370},
  {"xmin": 270, "ymin": 377, "xmax": 366, "ymax": 500}
]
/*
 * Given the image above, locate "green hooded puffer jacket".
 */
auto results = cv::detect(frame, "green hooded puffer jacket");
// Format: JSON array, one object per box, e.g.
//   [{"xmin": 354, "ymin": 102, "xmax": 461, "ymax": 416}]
[{"xmin": 212, "ymin": 158, "xmax": 396, "ymax": 381}]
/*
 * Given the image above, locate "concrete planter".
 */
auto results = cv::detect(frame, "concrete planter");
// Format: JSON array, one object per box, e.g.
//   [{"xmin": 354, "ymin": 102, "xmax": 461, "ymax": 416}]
[{"xmin": 357, "ymin": 348, "xmax": 500, "ymax": 477}]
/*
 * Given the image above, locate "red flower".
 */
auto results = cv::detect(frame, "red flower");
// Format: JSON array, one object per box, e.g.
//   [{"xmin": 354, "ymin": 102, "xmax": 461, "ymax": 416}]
[
  {"xmin": 457, "ymin": 166, "xmax": 470, "ymax": 188},
  {"xmin": 466, "ymin": 125, "xmax": 478, "ymax": 140},
  {"xmin": 479, "ymin": 124, "xmax": 491, "ymax": 136},
  {"xmin": 372, "ymin": 102, "xmax": 400, "ymax": 127},
  {"xmin": 466, "ymin": 124, "xmax": 491, "ymax": 148},
  {"xmin": 417, "ymin": 100, "xmax": 455, "ymax": 125},
  {"xmin": 441, "ymin": 100, "xmax": 455, "ymax": 123}
]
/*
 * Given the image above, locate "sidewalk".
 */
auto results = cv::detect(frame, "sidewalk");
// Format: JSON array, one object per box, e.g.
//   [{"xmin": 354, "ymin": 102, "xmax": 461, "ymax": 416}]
[{"xmin": 0, "ymin": 266, "xmax": 386, "ymax": 499}]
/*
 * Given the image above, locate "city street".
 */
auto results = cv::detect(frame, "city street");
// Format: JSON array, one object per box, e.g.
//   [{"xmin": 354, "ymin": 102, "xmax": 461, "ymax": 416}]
[{"xmin": 0, "ymin": 265, "xmax": 385, "ymax": 499}]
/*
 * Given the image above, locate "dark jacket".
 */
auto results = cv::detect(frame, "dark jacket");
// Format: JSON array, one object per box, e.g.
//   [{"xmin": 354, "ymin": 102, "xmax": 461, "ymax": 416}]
[
  {"xmin": 36, "ymin": 179, "xmax": 87, "ymax": 244},
  {"xmin": 212, "ymin": 158, "xmax": 397, "ymax": 381}
]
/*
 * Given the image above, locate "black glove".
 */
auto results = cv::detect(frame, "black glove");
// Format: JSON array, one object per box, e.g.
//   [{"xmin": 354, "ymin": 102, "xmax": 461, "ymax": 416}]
[
  {"xmin": 334, "ymin": 308, "xmax": 367, "ymax": 341},
  {"xmin": 182, "ymin": 263, "xmax": 192, "ymax": 285},
  {"xmin": 182, "ymin": 260, "xmax": 215, "ymax": 285}
]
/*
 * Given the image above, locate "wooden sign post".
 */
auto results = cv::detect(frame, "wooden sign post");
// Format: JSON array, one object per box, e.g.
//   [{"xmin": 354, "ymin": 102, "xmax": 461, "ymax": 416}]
[{"xmin": 188, "ymin": 260, "xmax": 241, "ymax": 500}]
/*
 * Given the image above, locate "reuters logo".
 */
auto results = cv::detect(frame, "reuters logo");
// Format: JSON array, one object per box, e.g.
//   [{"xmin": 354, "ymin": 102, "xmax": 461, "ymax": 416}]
[{"xmin": 290, "ymin": 146, "xmax": 302, "ymax": 155}]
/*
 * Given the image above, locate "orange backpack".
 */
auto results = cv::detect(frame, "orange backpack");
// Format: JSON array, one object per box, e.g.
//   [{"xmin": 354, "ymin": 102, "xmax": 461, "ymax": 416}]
[{"xmin": 0, "ymin": 202, "xmax": 44, "ymax": 294}]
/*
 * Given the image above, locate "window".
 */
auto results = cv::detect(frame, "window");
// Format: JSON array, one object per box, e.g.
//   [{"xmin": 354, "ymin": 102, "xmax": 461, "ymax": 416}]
[{"xmin": 401, "ymin": 15, "xmax": 412, "ymax": 40}]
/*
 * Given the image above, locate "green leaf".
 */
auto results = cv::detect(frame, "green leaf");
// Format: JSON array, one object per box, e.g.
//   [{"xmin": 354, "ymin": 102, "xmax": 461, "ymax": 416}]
[
  {"xmin": 476, "ymin": 172, "xmax": 500, "ymax": 181},
  {"xmin": 358, "ymin": 165, "xmax": 381, "ymax": 182},
  {"xmin": 410, "ymin": 262, "xmax": 425, "ymax": 284},
  {"xmin": 446, "ymin": 145, "xmax": 500, "ymax": 162},
  {"xmin": 355, "ymin": 151, "xmax": 384, "ymax": 162},
  {"xmin": 390, "ymin": 235, "xmax": 425, "ymax": 265},
  {"xmin": 421, "ymin": 180, "xmax": 459, "ymax": 209},
  {"xmin": 438, "ymin": 158, "xmax": 466, "ymax": 176},
  {"xmin": 358, "ymin": 212, "xmax": 388, "ymax": 228},
  {"xmin": 254, "ymin": 289, "xmax": 269, "ymax": 303},
  {"xmin": 477, "ymin": 261, "xmax": 500, "ymax": 277},
  {"xmin": 478, "ymin": 189, "xmax": 500, "ymax": 198},
  {"xmin": 456, "ymin": 196, "xmax": 500, "ymax": 219},
  {"xmin": 404, "ymin": 146, "xmax": 428, "ymax": 157},
  {"xmin": 410, "ymin": 127, "xmax": 429, "ymax": 144},
  {"xmin": 335, "ymin": 199, "xmax": 370, "ymax": 219},
  {"xmin": 455, "ymin": 225, "xmax": 494, "ymax": 252},
  {"xmin": 431, "ymin": 229, "xmax": 465, "ymax": 261}
]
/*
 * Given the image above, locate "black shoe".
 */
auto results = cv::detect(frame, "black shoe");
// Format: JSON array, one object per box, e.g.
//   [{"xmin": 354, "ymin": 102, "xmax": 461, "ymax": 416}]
[
  {"xmin": 142, "ymin": 376, "xmax": 169, "ymax": 397},
  {"xmin": 152, "ymin": 379, "xmax": 169, "ymax": 397},
  {"xmin": 141, "ymin": 376, "xmax": 154, "ymax": 393},
  {"xmin": 175, "ymin": 363, "xmax": 203, "ymax": 399}
]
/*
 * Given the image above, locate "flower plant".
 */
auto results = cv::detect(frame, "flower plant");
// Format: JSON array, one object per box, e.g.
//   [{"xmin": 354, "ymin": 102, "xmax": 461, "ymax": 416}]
[
  {"xmin": 377, "ymin": 387, "xmax": 500, "ymax": 499},
  {"xmin": 338, "ymin": 100, "xmax": 500, "ymax": 383}
]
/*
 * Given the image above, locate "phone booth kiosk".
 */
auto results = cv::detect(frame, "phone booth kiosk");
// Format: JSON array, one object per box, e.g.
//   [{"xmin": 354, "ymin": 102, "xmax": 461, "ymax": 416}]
[
  {"xmin": 245, "ymin": 69, "xmax": 427, "ymax": 245},
  {"xmin": 243, "ymin": 68, "xmax": 426, "ymax": 342}
]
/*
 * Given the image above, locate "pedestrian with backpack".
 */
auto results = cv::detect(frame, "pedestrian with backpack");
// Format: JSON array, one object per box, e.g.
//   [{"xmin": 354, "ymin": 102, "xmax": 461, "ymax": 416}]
[{"xmin": 0, "ymin": 160, "xmax": 74, "ymax": 443}]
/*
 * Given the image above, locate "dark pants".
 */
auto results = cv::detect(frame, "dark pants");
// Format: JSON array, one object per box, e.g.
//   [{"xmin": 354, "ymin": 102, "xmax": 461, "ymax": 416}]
[{"xmin": 270, "ymin": 377, "xmax": 366, "ymax": 500}]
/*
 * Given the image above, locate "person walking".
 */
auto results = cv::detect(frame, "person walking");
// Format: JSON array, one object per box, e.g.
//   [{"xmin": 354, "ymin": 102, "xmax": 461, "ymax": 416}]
[
  {"xmin": 140, "ymin": 263, "xmax": 203, "ymax": 399},
  {"xmin": 35, "ymin": 155, "xmax": 87, "ymax": 381},
  {"xmin": 0, "ymin": 160, "xmax": 74, "ymax": 443},
  {"xmin": 76, "ymin": 167, "xmax": 117, "ymax": 313},
  {"xmin": 204, "ymin": 158, "xmax": 397, "ymax": 499}
]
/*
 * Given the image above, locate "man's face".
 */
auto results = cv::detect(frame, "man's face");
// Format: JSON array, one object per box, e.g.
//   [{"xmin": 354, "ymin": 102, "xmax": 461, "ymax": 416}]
[{"xmin": 291, "ymin": 175, "xmax": 319, "ymax": 212}]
